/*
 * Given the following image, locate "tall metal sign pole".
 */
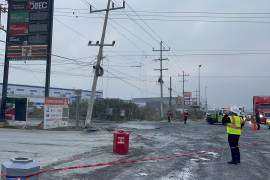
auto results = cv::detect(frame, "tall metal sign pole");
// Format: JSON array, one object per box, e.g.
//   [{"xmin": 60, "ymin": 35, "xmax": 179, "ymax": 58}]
[
  {"xmin": 153, "ymin": 41, "xmax": 170, "ymax": 119},
  {"xmin": 45, "ymin": 0, "xmax": 55, "ymax": 97},
  {"xmin": 1, "ymin": 0, "xmax": 54, "ymax": 122},
  {"xmin": 85, "ymin": 0, "xmax": 125, "ymax": 128}
]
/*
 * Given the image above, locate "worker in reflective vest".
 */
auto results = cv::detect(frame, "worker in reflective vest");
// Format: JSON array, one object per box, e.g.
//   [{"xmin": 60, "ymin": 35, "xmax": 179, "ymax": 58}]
[{"xmin": 222, "ymin": 105, "xmax": 244, "ymax": 164}]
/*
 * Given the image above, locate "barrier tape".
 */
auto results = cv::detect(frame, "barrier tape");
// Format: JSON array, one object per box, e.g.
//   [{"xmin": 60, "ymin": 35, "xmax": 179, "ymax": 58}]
[{"xmin": 2, "ymin": 140, "xmax": 264, "ymax": 179}]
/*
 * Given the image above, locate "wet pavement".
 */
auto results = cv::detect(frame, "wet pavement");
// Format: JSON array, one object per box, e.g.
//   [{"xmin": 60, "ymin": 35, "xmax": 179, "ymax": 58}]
[{"xmin": 0, "ymin": 120, "xmax": 269, "ymax": 180}]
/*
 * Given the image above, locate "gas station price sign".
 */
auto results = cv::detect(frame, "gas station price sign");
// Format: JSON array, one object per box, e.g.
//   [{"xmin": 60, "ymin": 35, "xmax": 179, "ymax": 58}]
[{"xmin": 7, "ymin": 0, "xmax": 53, "ymax": 61}]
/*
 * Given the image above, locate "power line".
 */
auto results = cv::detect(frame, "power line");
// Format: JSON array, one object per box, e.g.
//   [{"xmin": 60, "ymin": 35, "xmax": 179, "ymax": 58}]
[
  {"xmin": 108, "ymin": 17, "xmax": 153, "ymax": 50},
  {"xmin": 55, "ymin": 17, "xmax": 87, "ymax": 39},
  {"xmin": 118, "ymin": 10, "xmax": 270, "ymax": 15},
  {"xmin": 123, "ymin": 2, "xmax": 163, "ymax": 43},
  {"xmin": 54, "ymin": 8, "xmax": 270, "ymax": 15},
  {"xmin": 112, "ymin": 10, "xmax": 159, "ymax": 45},
  {"xmin": 55, "ymin": 10, "xmax": 270, "ymax": 19},
  {"xmin": 103, "ymin": 52, "xmax": 270, "ymax": 57},
  {"xmin": 78, "ymin": 0, "xmax": 90, "ymax": 7},
  {"xmin": 106, "ymin": 70, "xmax": 159, "ymax": 96},
  {"xmin": 54, "ymin": 14, "xmax": 270, "ymax": 24}
]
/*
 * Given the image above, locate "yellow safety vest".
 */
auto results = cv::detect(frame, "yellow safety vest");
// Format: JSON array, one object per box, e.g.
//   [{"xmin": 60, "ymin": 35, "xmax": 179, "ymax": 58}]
[{"xmin": 227, "ymin": 115, "xmax": 242, "ymax": 135}]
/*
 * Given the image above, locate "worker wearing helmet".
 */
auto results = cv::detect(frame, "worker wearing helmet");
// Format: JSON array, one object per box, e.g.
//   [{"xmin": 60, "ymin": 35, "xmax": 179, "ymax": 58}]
[{"xmin": 222, "ymin": 105, "xmax": 245, "ymax": 164}]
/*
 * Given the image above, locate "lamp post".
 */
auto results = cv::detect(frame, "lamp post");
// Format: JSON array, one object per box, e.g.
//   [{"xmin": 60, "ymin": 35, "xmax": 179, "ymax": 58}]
[{"xmin": 198, "ymin": 65, "xmax": 202, "ymax": 108}]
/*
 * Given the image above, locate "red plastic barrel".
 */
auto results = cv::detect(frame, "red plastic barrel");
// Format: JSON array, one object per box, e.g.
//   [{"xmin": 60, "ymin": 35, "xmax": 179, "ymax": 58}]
[{"xmin": 113, "ymin": 130, "xmax": 129, "ymax": 155}]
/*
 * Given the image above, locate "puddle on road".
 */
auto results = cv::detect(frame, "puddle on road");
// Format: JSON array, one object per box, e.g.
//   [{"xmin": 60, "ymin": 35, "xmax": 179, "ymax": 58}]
[
  {"xmin": 160, "ymin": 150, "xmax": 220, "ymax": 180},
  {"xmin": 161, "ymin": 161, "xmax": 197, "ymax": 180}
]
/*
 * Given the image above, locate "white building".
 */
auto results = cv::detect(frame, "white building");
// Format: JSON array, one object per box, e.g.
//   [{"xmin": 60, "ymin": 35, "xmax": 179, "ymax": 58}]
[{"xmin": 0, "ymin": 83, "xmax": 103, "ymax": 102}]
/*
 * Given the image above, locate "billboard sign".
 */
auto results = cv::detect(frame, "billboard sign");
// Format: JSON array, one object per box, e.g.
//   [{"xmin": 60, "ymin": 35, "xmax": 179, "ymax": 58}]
[
  {"xmin": 6, "ymin": 0, "xmax": 53, "ymax": 61},
  {"xmin": 184, "ymin": 92, "xmax": 192, "ymax": 98},
  {"xmin": 44, "ymin": 97, "xmax": 68, "ymax": 129}
]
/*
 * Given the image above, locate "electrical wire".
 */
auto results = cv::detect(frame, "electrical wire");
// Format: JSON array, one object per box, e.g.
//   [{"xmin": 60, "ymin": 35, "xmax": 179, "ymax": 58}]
[
  {"xmin": 55, "ymin": 10, "xmax": 270, "ymax": 19},
  {"xmin": 55, "ymin": 17, "xmax": 88, "ymax": 40},
  {"xmin": 54, "ymin": 14, "xmax": 270, "ymax": 24}
]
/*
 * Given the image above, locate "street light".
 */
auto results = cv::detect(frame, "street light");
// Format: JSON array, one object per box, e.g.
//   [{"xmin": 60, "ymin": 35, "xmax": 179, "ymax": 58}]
[{"xmin": 198, "ymin": 65, "xmax": 202, "ymax": 108}]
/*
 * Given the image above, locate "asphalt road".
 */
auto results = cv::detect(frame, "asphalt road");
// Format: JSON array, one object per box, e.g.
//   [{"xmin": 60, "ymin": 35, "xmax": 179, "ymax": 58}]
[
  {"xmin": 0, "ymin": 120, "xmax": 269, "ymax": 179},
  {"xmin": 37, "ymin": 120, "xmax": 270, "ymax": 180}
]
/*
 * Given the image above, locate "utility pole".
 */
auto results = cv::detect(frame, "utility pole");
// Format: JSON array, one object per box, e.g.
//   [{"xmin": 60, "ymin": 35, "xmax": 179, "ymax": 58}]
[
  {"xmin": 75, "ymin": 89, "xmax": 82, "ymax": 128},
  {"xmin": 0, "ymin": 4, "xmax": 7, "ymax": 32},
  {"xmin": 205, "ymin": 85, "xmax": 208, "ymax": 112},
  {"xmin": 0, "ymin": 3, "xmax": 8, "ymax": 123},
  {"xmin": 153, "ymin": 41, "xmax": 170, "ymax": 119},
  {"xmin": 179, "ymin": 71, "xmax": 189, "ymax": 114},
  {"xmin": 169, "ymin": 76, "xmax": 172, "ymax": 112},
  {"xmin": 85, "ymin": 0, "xmax": 125, "ymax": 128},
  {"xmin": 198, "ymin": 65, "xmax": 202, "ymax": 108}
]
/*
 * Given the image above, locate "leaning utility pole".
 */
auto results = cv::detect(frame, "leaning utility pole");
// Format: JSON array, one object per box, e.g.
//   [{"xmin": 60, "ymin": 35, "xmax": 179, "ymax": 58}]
[
  {"xmin": 0, "ymin": 4, "xmax": 7, "ymax": 124},
  {"xmin": 75, "ymin": 89, "xmax": 82, "ymax": 128},
  {"xmin": 179, "ymin": 71, "xmax": 189, "ymax": 114},
  {"xmin": 153, "ymin": 41, "xmax": 170, "ymax": 119},
  {"xmin": 85, "ymin": 0, "xmax": 125, "ymax": 128},
  {"xmin": 0, "ymin": 4, "xmax": 7, "ymax": 32}
]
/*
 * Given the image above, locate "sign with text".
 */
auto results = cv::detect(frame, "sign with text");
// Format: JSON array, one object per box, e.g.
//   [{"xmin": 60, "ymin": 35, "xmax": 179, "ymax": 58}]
[
  {"xmin": 44, "ymin": 97, "xmax": 68, "ymax": 129},
  {"xmin": 7, "ymin": 0, "xmax": 53, "ymax": 61},
  {"xmin": 184, "ymin": 92, "xmax": 192, "ymax": 98}
]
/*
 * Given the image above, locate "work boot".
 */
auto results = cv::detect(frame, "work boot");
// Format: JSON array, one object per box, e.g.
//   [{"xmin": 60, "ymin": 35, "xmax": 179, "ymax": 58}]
[{"xmin": 227, "ymin": 161, "xmax": 238, "ymax": 164}]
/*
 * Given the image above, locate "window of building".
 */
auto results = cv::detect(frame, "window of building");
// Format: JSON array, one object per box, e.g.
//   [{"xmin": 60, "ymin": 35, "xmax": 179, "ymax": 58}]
[
  {"xmin": 16, "ymin": 89, "xmax": 24, "ymax": 92},
  {"xmin": 30, "ymin": 90, "xmax": 37, "ymax": 92},
  {"xmin": 54, "ymin": 92, "xmax": 61, "ymax": 94}
]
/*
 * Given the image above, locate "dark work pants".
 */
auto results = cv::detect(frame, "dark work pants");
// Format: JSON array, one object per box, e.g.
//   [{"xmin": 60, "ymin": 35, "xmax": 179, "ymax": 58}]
[
  {"xmin": 228, "ymin": 134, "xmax": 240, "ymax": 162},
  {"xmin": 184, "ymin": 116, "xmax": 187, "ymax": 124},
  {"xmin": 257, "ymin": 123, "xmax": 260, "ymax": 130},
  {"xmin": 168, "ymin": 116, "xmax": 171, "ymax": 123}
]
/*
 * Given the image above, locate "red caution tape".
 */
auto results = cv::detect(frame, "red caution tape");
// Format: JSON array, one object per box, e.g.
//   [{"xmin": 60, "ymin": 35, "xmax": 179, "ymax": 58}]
[{"xmin": 3, "ymin": 140, "xmax": 264, "ymax": 179}]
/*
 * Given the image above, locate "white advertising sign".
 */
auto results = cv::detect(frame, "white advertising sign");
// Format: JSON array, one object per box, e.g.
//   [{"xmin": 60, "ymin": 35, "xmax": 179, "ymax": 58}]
[{"xmin": 43, "ymin": 97, "xmax": 68, "ymax": 129}]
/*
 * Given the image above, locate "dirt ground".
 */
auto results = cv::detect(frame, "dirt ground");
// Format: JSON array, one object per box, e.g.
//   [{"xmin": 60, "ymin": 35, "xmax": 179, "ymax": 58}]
[{"xmin": 0, "ymin": 120, "xmax": 269, "ymax": 180}]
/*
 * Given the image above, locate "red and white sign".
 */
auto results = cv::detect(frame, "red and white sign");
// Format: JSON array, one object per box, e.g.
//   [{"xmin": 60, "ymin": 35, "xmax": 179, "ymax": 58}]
[
  {"xmin": 45, "ymin": 97, "xmax": 68, "ymax": 106},
  {"xmin": 9, "ymin": 23, "xmax": 28, "ymax": 35},
  {"xmin": 184, "ymin": 92, "xmax": 192, "ymax": 98},
  {"xmin": 7, "ymin": 45, "xmax": 48, "ymax": 60},
  {"xmin": 44, "ymin": 97, "xmax": 69, "ymax": 129}
]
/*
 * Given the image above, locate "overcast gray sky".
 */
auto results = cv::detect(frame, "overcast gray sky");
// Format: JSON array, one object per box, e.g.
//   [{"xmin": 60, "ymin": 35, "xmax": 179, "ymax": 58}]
[{"xmin": 1, "ymin": 0, "xmax": 270, "ymax": 110}]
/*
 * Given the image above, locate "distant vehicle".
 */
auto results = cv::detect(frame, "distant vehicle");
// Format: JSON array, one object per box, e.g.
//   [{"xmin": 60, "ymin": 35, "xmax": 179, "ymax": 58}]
[
  {"xmin": 206, "ymin": 109, "xmax": 223, "ymax": 124},
  {"xmin": 238, "ymin": 106, "xmax": 248, "ymax": 122},
  {"xmin": 253, "ymin": 96, "xmax": 270, "ymax": 128},
  {"xmin": 267, "ymin": 119, "xmax": 270, "ymax": 129}
]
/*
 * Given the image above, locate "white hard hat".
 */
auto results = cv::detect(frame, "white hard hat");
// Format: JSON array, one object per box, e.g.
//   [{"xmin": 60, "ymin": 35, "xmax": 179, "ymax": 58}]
[{"xmin": 230, "ymin": 105, "xmax": 240, "ymax": 115}]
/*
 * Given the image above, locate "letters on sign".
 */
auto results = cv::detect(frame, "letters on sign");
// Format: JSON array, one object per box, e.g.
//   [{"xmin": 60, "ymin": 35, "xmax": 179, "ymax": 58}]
[
  {"xmin": 117, "ymin": 137, "xmax": 125, "ymax": 144},
  {"xmin": 29, "ymin": 1, "xmax": 48, "ymax": 10}
]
